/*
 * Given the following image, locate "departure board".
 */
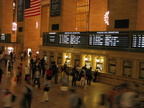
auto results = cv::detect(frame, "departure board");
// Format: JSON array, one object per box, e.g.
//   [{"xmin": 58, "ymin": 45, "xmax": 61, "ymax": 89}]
[
  {"xmin": 132, "ymin": 34, "xmax": 144, "ymax": 48},
  {"xmin": 48, "ymin": 32, "xmax": 57, "ymax": 43},
  {"xmin": 89, "ymin": 34, "xmax": 104, "ymax": 46},
  {"xmin": 105, "ymin": 34, "xmax": 129, "ymax": 47},
  {"xmin": 58, "ymin": 32, "xmax": 87, "ymax": 45},
  {"xmin": 89, "ymin": 31, "xmax": 129, "ymax": 47}
]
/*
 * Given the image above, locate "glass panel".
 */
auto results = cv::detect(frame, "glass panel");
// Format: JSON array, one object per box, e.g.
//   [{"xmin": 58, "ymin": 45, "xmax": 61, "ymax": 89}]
[
  {"xmin": 139, "ymin": 62, "xmax": 144, "ymax": 79},
  {"xmin": 123, "ymin": 60, "xmax": 132, "ymax": 77},
  {"xmin": 108, "ymin": 59, "xmax": 117, "ymax": 74}
]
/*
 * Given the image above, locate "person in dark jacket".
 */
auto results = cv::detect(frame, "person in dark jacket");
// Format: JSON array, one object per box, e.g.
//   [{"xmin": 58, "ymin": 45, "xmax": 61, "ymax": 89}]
[
  {"xmin": 0, "ymin": 67, "xmax": 3, "ymax": 83},
  {"xmin": 51, "ymin": 61, "xmax": 58, "ymax": 83},
  {"xmin": 86, "ymin": 67, "xmax": 93, "ymax": 85},
  {"xmin": 71, "ymin": 66, "xmax": 79, "ymax": 87}
]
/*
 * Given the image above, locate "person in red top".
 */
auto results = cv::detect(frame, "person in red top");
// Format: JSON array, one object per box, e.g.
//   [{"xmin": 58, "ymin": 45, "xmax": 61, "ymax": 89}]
[{"xmin": 46, "ymin": 67, "xmax": 53, "ymax": 80}]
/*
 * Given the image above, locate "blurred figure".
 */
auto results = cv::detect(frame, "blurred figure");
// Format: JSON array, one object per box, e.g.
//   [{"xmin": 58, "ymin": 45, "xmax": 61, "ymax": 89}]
[
  {"xmin": 46, "ymin": 67, "xmax": 53, "ymax": 83},
  {"xmin": 21, "ymin": 81, "xmax": 33, "ymax": 108},
  {"xmin": 107, "ymin": 87, "xmax": 119, "ymax": 108},
  {"xmin": 71, "ymin": 66, "xmax": 79, "ymax": 87},
  {"xmin": 20, "ymin": 52, "xmax": 24, "ymax": 62},
  {"xmin": 86, "ymin": 67, "xmax": 93, "ymax": 85},
  {"xmin": 40, "ymin": 57, "xmax": 45, "ymax": 77},
  {"xmin": 69, "ymin": 89, "xmax": 78, "ymax": 108},
  {"xmin": 113, "ymin": 85, "xmax": 126, "ymax": 108},
  {"xmin": 61, "ymin": 70, "xmax": 68, "ymax": 86},
  {"xmin": 25, "ymin": 65, "xmax": 30, "ymax": 81},
  {"xmin": 93, "ymin": 67, "xmax": 99, "ymax": 82},
  {"xmin": 60, "ymin": 70, "xmax": 69, "ymax": 94},
  {"xmin": 41, "ymin": 79, "xmax": 50, "ymax": 102},
  {"xmin": 33, "ymin": 67, "xmax": 41, "ymax": 88},
  {"xmin": 29, "ymin": 51, "xmax": 32, "ymax": 58},
  {"xmin": 24, "ymin": 51, "xmax": 27, "ymax": 60},
  {"xmin": 16, "ymin": 66, "xmax": 22, "ymax": 84},
  {"xmin": 0, "ymin": 67, "xmax": 3, "ymax": 83},
  {"xmin": 7, "ymin": 61, "xmax": 12, "ymax": 77},
  {"xmin": 10, "ymin": 52, "xmax": 13, "ymax": 59},
  {"xmin": 120, "ymin": 84, "xmax": 139, "ymax": 108},
  {"xmin": 51, "ymin": 61, "xmax": 59, "ymax": 84},
  {"xmin": 79, "ymin": 68, "xmax": 86, "ymax": 87},
  {"xmin": 2, "ymin": 89, "xmax": 13, "ymax": 108},
  {"xmin": 4, "ymin": 54, "xmax": 8, "ymax": 67},
  {"xmin": 19, "ymin": 63, "xmax": 23, "ymax": 73}
]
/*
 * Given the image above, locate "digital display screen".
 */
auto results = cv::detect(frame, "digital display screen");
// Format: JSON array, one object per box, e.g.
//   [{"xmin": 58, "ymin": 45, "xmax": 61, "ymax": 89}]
[
  {"xmin": 89, "ymin": 31, "xmax": 129, "ymax": 47},
  {"xmin": 105, "ymin": 34, "xmax": 129, "ymax": 47},
  {"xmin": 89, "ymin": 34, "xmax": 104, "ymax": 46},
  {"xmin": 48, "ymin": 32, "xmax": 57, "ymax": 43},
  {"xmin": 58, "ymin": 32, "xmax": 87, "ymax": 45},
  {"xmin": 132, "ymin": 34, "xmax": 144, "ymax": 48}
]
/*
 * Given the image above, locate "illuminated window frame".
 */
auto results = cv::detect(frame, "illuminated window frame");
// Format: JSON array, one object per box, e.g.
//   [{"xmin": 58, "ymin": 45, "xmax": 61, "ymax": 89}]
[{"xmin": 76, "ymin": 0, "xmax": 90, "ymax": 31}]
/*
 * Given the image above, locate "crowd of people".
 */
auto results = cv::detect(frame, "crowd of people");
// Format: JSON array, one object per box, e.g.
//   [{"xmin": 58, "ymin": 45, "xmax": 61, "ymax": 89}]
[
  {"xmin": 0, "ymin": 51, "xmax": 98, "ymax": 108},
  {"xmin": 0, "ymin": 51, "xmax": 144, "ymax": 108}
]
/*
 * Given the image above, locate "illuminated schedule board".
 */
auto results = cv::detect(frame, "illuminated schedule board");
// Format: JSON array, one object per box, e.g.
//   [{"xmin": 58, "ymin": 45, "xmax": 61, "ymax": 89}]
[
  {"xmin": 132, "ymin": 31, "xmax": 144, "ymax": 48},
  {"xmin": 48, "ymin": 32, "xmax": 57, "ymax": 44},
  {"xmin": 89, "ymin": 31, "xmax": 129, "ymax": 47},
  {"xmin": 58, "ymin": 32, "xmax": 87, "ymax": 45}
]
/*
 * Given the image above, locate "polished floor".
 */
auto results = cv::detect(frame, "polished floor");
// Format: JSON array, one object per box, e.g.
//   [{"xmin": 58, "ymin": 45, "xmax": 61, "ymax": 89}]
[{"xmin": 0, "ymin": 58, "xmax": 113, "ymax": 108}]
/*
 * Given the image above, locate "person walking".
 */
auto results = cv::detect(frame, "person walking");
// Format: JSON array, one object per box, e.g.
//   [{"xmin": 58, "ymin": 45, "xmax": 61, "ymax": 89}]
[
  {"xmin": 46, "ymin": 67, "xmax": 53, "ymax": 82},
  {"xmin": 0, "ymin": 67, "xmax": 3, "ymax": 83},
  {"xmin": 20, "ymin": 52, "xmax": 24, "ymax": 62},
  {"xmin": 33, "ymin": 67, "xmax": 41, "ymax": 88},
  {"xmin": 86, "ymin": 67, "xmax": 93, "ymax": 85},
  {"xmin": 69, "ymin": 89, "xmax": 79, "ymax": 108},
  {"xmin": 2, "ymin": 89, "xmax": 14, "ymax": 108},
  {"xmin": 21, "ymin": 81, "xmax": 33, "ymax": 108},
  {"xmin": 41, "ymin": 79, "xmax": 50, "ymax": 102},
  {"xmin": 79, "ymin": 68, "xmax": 86, "ymax": 87},
  {"xmin": 7, "ymin": 61, "xmax": 12, "ymax": 77},
  {"xmin": 25, "ymin": 65, "xmax": 30, "ymax": 81},
  {"xmin": 51, "ymin": 61, "xmax": 59, "ymax": 84},
  {"xmin": 71, "ymin": 66, "xmax": 79, "ymax": 87},
  {"xmin": 16, "ymin": 66, "xmax": 22, "ymax": 84}
]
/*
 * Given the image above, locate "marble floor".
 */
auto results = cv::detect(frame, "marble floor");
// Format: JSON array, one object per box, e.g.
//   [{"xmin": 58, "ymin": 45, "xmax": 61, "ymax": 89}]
[{"xmin": 0, "ymin": 58, "xmax": 113, "ymax": 108}]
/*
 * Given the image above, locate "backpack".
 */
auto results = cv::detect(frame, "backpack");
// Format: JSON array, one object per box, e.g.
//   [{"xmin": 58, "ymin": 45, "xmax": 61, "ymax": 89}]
[
  {"xmin": 11, "ymin": 94, "xmax": 16, "ymax": 102},
  {"xmin": 77, "ymin": 97, "xmax": 83, "ymax": 106}
]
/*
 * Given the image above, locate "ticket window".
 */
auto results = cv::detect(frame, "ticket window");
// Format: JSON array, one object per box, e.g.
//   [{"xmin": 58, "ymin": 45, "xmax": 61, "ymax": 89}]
[
  {"xmin": 108, "ymin": 59, "xmax": 117, "ymax": 74},
  {"xmin": 65, "ymin": 58, "xmax": 70, "ymax": 67},
  {"xmin": 8, "ymin": 47, "xmax": 14, "ymax": 55},
  {"xmin": 139, "ymin": 62, "xmax": 144, "ymax": 79},
  {"xmin": 96, "ymin": 57, "xmax": 104, "ymax": 72},
  {"xmin": 27, "ymin": 48, "xmax": 32, "ymax": 57},
  {"xmin": 123, "ymin": 60, "xmax": 132, "ymax": 77},
  {"xmin": 96, "ymin": 63, "xmax": 103, "ymax": 72},
  {"xmin": 85, "ymin": 61, "xmax": 91, "ymax": 69}
]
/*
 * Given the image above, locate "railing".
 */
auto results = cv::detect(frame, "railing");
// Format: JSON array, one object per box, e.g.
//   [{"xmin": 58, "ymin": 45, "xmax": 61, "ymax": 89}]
[{"xmin": 98, "ymin": 73, "xmax": 144, "ymax": 92}]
